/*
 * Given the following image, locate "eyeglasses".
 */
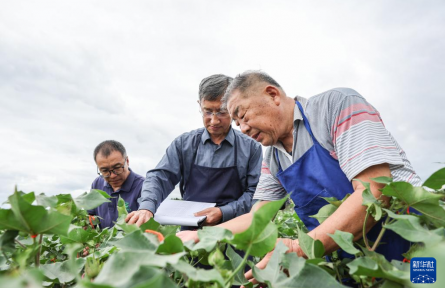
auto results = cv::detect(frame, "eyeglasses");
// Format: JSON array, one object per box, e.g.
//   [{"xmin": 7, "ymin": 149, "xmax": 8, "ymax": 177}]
[
  {"xmin": 97, "ymin": 158, "xmax": 127, "ymax": 178},
  {"xmin": 200, "ymin": 109, "xmax": 230, "ymax": 119}
]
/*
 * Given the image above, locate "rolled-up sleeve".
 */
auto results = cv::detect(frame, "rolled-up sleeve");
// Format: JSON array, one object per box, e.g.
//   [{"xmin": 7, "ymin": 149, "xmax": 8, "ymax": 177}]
[
  {"xmin": 138, "ymin": 137, "xmax": 183, "ymax": 214},
  {"xmin": 219, "ymin": 142, "xmax": 262, "ymax": 222}
]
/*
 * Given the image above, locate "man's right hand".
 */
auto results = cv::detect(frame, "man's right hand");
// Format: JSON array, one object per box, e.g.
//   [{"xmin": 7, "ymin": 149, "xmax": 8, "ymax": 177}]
[
  {"xmin": 176, "ymin": 230, "xmax": 200, "ymax": 243},
  {"xmin": 125, "ymin": 209, "xmax": 153, "ymax": 227}
]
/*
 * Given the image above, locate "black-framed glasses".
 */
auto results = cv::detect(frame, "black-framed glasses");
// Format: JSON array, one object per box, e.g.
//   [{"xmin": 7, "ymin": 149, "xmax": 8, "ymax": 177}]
[
  {"xmin": 97, "ymin": 158, "xmax": 127, "ymax": 178},
  {"xmin": 199, "ymin": 109, "xmax": 230, "ymax": 119}
]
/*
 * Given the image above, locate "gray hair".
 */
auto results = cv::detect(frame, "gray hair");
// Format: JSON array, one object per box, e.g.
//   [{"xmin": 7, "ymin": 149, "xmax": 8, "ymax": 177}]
[
  {"xmin": 94, "ymin": 140, "xmax": 127, "ymax": 162},
  {"xmin": 222, "ymin": 70, "xmax": 282, "ymax": 106},
  {"xmin": 199, "ymin": 74, "xmax": 233, "ymax": 102}
]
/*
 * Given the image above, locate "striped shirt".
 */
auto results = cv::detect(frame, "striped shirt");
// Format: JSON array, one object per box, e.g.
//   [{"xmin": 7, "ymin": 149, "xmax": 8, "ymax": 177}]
[{"xmin": 254, "ymin": 88, "xmax": 421, "ymax": 201}]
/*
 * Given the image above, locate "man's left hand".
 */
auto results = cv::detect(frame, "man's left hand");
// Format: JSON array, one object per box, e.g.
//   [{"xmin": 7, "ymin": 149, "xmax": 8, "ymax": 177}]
[{"xmin": 194, "ymin": 207, "xmax": 222, "ymax": 226}]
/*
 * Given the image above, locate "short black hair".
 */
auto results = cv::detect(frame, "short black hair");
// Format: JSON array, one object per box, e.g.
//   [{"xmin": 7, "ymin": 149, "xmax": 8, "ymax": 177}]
[
  {"xmin": 94, "ymin": 140, "xmax": 127, "ymax": 162},
  {"xmin": 222, "ymin": 70, "xmax": 282, "ymax": 105},
  {"xmin": 199, "ymin": 74, "xmax": 233, "ymax": 102}
]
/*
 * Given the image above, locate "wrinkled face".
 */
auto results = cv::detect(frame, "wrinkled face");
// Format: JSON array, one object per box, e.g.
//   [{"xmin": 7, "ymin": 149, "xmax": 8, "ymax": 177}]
[
  {"xmin": 200, "ymin": 99, "xmax": 232, "ymax": 139},
  {"xmin": 227, "ymin": 87, "xmax": 283, "ymax": 146},
  {"xmin": 95, "ymin": 150, "xmax": 130, "ymax": 189}
]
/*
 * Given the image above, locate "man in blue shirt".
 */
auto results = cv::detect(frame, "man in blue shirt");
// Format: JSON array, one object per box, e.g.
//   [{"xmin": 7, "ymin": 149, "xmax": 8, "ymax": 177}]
[
  {"xmin": 88, "ymin": 140, "xmax": 145, "ymax": 229},
  {"xmin": 125, "ymin": 74, "xmax": 263, "ymax": 227}
]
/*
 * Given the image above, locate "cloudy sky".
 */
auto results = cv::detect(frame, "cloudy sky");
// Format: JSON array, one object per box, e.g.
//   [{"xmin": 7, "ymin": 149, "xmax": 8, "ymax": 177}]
[{"xmin": 1, "ymin": 0, "xmax": 444, "ymax": 205}]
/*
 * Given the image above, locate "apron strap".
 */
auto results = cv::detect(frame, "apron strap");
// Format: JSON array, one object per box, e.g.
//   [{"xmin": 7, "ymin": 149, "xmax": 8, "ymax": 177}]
[
  {"xmin": 275, "ymin": 101, "xmax": 318, "ymax": 173},
  {"xmin": 180, "ymin": 131, "xmax": 204, "ymax": 197},
  {"xmin": 295, "ymin": 101, "xmax": 319, "ymax": 145},
  {"xmin": 275, "ymin": 148, "xmax": 283, "ymax": 173}
]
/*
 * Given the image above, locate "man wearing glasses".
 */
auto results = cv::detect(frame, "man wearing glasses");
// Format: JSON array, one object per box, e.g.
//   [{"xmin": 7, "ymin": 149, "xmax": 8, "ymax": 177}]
[
  {"xmin": 88, "ymin": 140, "xmax": 144, "ymax": 229},
  {"xmin": 125, "ymin": 74, "xmax": 262, "ymax": 228}
]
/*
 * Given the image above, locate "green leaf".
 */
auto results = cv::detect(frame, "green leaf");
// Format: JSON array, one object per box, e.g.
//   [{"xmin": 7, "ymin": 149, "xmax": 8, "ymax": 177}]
[
  {"xmin": 190, "ymin": 226, "xmax": 233, "ymax": 252},
  {"xmin": 117, "ymin": 196, "xmax": 128, "ymax": 217},
  {"xmin": 59, "ymin": 225, "xmax": 95, "ymax": 244},
  {"xmin": 1, "ymin": 192, "xmax": 72, "ymax": 235},
  {"xmin": 297, "ymin": 226, "xmax": 319, "ymax": 259},
  {"xmin": 139, "ymin": 218, "xmax": 160, "ymax": 232},
  {"xmin": 347, "ymin": 253, "xmax": 409, "ymax": 284},
  {"xmin": 356, "ymin": 179, "xmax": 384, "ymax": 221},
  {"xmin": 0, "ymin": 230, "xmax": 19, "ymax": 254},
  {"xmin": 372, "ymin": 177, "xmax": 393, "ymax": 185},
  {"xmin": 40, "ymin": 258, "xmax": 85, "ymax": 284},
  {"xmin": 74, "ymin": 190, "xmax": 111, "ymax": 211},
  {"xmin": 19, "ymin": 192, "xmax": 36, "ymax": 204},
  {"xmin": 310, "ymin": 203, "xmax": 337, "ymax": 224},
  {"xmin": 226, "ymin": 245, "xmax": 250, "ymax": 286},
  {"xmin": 312, "ymin": 240, "xmax": 325, "ymax": 259},
  {"xmin": 383, "ymin": 209, "xmax": 444, "ymax": 246},
  {"xmin": 230, "ymin": 197, "xmax": 287, "ymax": 257},
  {"xmin": 156, "ymin": 235, "xmax": 184, "ymax": 254},
  {"xmin": 112, "ymin": 230, "xmax": 158, "ymax": 252},
  {"xmin": 423, "ymin": 167, "xmax": 445, "ymax": 190},
  {"xmin": 119, "ymin": 265, "xmax": 177, "ymax": 288},
  {"xmin": 328, "ymin": 230, "xmax": 360, "ymax": 255},
  {"xmin": 35, "ymin": 194, "xmax": 58, "ymax": 208},
  {"xmin": 95, "ymin": 252, "xmax": 184, "ymax": 286},
  {"xmin": 251, "ymin": 241, "xmax": 291, "ymax": 284},
  {"xmin": 170, "ymin": 260, "xmax": 225, "ymax": 287},
  {"xmin": 382, "ymin": 182, "xmax": 445, "ymax": 227},
  {"xmin": 253, "ymin": 246, "xmax": 343, "ymax": 288}
]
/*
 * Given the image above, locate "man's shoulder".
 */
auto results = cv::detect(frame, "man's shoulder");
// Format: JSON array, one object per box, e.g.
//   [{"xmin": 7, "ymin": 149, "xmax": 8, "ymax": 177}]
[
  {"xmin": 308, "ymin": 87, "xmax": 365, "ymax": 104},
  {"xmin": 131, "ymin": 171, "xmax": 145, "ymax": 183},
  {"xmin": 174, "ymin": 128, "xmax": 206, "ymax": 143},
  {"xmin": 233, "ymin": 129, "xmax": 261, "ymax": 149}
]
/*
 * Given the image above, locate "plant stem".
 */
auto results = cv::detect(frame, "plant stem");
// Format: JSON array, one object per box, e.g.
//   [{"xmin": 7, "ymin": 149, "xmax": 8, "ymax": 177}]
[
  {"xmin": 334, "ymin": 262, "xmax": 342, "ymax": 283},
  {"xmin": 370, "ymin": 216, "xmax": 391, "ymax": 251},
  {"xmin": 362, "ymin": 210, "xmax": 372, "ymax": 250},
  {"xmin": 224, "ymin": 245, "xmax": 252, "ymax": 288},
  {"xmin": 33, "ymin": 237, "xmax": 38, "ymax": 267},
  {"xmin": 369, "ymin": 200, "xmax": 396, "ymax": 252},
  {"xmin": 36, "ymin": 234, "xmax": 43, "ymax": 267},
  {"xmin": 15, "ymin": 239, "xmax": 26, "ymax": 249}
]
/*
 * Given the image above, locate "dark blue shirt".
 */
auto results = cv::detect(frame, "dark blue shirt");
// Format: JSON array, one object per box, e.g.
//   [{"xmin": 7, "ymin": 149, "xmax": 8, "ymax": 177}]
[
  {"xmin": 88, "ymin": 169, "xmax": 144, "ymax": 229},
  {"xmin": 139, "ymin": 127, "xmax": 263, "ymax": 222}
]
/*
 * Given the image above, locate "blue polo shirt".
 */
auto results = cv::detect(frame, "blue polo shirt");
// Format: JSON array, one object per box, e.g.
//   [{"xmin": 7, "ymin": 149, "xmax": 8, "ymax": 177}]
[{"xmin": 88, "ymin": 168, "xmax": 144, "ymax": 229}]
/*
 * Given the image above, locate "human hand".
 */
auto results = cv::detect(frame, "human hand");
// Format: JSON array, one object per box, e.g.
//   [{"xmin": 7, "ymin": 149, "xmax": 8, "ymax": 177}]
[
  {"xmin": 176, "ymin": 230, "xmax": 200, "ymax": 243},
  {"xmin": 243, "ymin": 238, "xmax": 301, "ymax": 286},
  {"xmin": 125, "ymin": 209, "xmax": 153, "ymax": 226},
  {"xmin": 194, "ymin": 207, "xmax": 223, "ymax": 226}
]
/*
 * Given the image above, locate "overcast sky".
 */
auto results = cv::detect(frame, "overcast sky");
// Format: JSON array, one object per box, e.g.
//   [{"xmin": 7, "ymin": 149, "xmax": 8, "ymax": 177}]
[{"xmin": 1, "ymin": 0, "xmax": 444, "ymax": 205}]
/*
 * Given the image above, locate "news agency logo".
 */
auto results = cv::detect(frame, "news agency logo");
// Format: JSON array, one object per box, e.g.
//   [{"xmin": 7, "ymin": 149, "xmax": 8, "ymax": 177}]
[{"xmin": 410, "ymin": 257, "xmax": 436, "ymax": 284}]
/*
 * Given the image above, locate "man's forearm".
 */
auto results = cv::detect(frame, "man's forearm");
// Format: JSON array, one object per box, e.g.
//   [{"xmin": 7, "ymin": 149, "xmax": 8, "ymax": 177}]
[
  {"xmin": 216, "ymin": 200, "xmax": 270, "ymax": 235},
  {"xmin": 307, "ymin": 186, "xmax": 376, "ymax": 253}
]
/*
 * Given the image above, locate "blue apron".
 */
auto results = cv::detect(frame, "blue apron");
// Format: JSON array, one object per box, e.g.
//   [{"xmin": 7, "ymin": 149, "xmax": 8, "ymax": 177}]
[
  {"xmin": 180, "ymin": 131, "xmax": 243, "ymax": 230},
  {"xmin": 275, "ymin": 101, "xmax": 411, "ymax": 261}
]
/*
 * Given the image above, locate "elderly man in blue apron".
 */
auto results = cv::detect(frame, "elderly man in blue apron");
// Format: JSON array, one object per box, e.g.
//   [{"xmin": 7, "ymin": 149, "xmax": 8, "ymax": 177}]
[
  {"xmin": 177, "ymin": 70, "xmax": 421, "ymax": 281},
  {"xmin": 125, "ymin": 74, "xmax": 262, "ymax": 229}
]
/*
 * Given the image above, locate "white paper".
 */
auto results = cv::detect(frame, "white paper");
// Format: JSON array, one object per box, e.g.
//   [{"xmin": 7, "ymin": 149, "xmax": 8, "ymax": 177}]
[{"xmin": 154, "ymin": 199, "xmax": 216, "ymax": 226}]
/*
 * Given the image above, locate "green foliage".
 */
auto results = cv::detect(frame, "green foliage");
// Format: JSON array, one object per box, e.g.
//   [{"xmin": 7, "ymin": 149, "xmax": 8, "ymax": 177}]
[
  {"xmin": 231, "ymin": 196, "xmax": 288, "ymax": 256},
  {"xmin": 423, "ymin": 167, "xmax": 445, "ymax": 190},
  {"xmin": 1, "ymin": 167, "xmax": 445, "ymax": 287},
  {"xmin": 328, "ymin": 230, "xmax": 360, "ymax": 255}
]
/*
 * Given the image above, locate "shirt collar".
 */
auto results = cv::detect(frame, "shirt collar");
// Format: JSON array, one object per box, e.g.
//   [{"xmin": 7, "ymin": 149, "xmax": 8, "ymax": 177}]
[
  {"xmin": 202, "ymin": 127, "xmax": 235, "ymax": 146},
  {"xmin": 103, "ymin": 168, "xmax": 135, "ymax": 193},
  {"xmin": 293, "ymin": 96, "xmax": 307, "ymax": 123}
]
